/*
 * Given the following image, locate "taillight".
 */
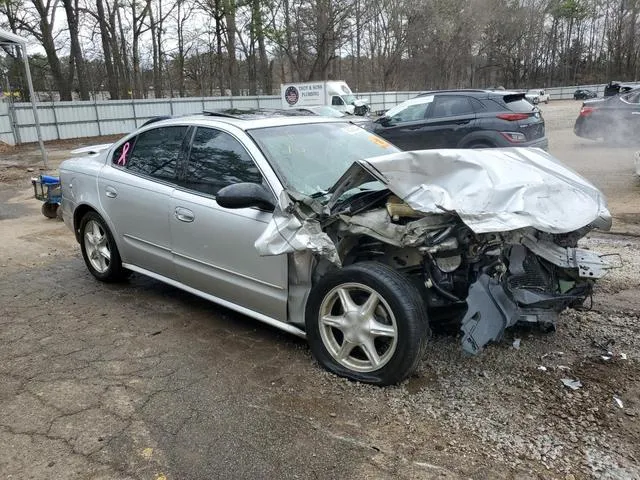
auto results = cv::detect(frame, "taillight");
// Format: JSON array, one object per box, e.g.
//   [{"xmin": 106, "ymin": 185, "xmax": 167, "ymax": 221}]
[
  {"xmin": 496, "ymin": 113, "xmax": 530, "ymax": 121},
  {"xmin": 580, "ymin": 106, "xmax": 595, "ymax": 117},
  {"xmin": 499, "ymin": 132, "xmax": 527, "ymax": 143}
]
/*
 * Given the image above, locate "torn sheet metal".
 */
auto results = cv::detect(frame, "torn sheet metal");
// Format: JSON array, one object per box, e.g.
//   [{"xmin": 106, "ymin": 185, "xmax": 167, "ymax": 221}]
[
  {"xmin": 461, "ymin": 273, "xmax": 520, "ymax": 354},
  {"xmin": 335, "ymin": 148, "xmax": 611, "ymax": 234},
  {"xmin": 461, "ymin": 244, "xmax": 575, "ymax": 354},
  {"xmin": 255, "ymin": 190, "xmax": 340, "ymax": 265},
  {"xmin": 255, "ymin": 210, "xmax": 339, "ymax": 264},
  {"xmin": 336, "ymin": 209, "xmax": 452, "ymax": 248},
  {"xmin": 521, "ymin": 235, "xmax": 609, "ymax": 278}
]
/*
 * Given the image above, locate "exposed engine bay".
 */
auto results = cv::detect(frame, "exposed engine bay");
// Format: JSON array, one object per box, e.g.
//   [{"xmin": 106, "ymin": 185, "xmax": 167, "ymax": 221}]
[{"xmin": 256, "ymin": 148, "xmax": 615, "ymax": 353}]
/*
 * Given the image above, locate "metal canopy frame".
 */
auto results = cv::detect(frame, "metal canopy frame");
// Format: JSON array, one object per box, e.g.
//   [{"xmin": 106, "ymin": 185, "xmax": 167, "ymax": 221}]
[{"xmin": 0, "ymin": 29, "xmax": 48, "ymax": 168}]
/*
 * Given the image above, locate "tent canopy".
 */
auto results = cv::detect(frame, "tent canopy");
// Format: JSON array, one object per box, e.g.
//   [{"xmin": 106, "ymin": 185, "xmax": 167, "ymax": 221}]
[{"xmin": 0, "ymin": 28, "xmax": 48, "ymax": 168}]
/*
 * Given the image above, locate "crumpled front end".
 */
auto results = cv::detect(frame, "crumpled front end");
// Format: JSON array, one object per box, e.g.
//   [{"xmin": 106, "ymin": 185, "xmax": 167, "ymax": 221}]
[
  {"xmin": 460, "ymin": 235, "xmax": 609, "ymax": 354},
  {"xmin": 255, "ymin": 148, "xmax": 615, "ymax": 353}
]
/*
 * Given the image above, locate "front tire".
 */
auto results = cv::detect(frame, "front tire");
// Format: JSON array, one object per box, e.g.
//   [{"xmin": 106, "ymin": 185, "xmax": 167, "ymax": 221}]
[
  {"xmin": 79, "ymin": 212, "xmax": 129, "ymax": 282},
  {"xmin": 305, "ymin": 262, "xmax": 428, "ymax": 386}
]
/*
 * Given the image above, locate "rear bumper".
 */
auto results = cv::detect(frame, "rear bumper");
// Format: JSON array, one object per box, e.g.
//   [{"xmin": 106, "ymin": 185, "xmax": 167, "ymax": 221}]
[
  {"xmin": 465, "ymin": 131, "xmax": 549, "ymax": 150},
  {"xmin": 492, "ymin": 133, "xmax": 549, "ymax": 150},
  {"xmin": 574, "ymin": 117, "xmax": 598, "ymax": 139},
  {"xmin": 521, "ymin": 136, "xmax": 549, "ymax": 150}
]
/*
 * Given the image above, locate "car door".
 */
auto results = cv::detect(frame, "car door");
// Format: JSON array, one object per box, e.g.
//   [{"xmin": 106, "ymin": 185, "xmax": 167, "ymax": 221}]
[
  {"xmin": 97, "ymin": 125, "xmax": 189, "ymax": 278},
  {"xmin": 170, "ymin": 126, "xmax": 288, "ymax": 322},
  {"xmin": 372, "ymin": 96, "xmax": 434, "ymax": 150},
  {"xmin": 417, "ymin": 96, "xmax": 478, "ymax": 148},
  {"xmin": 619, "ymin": 91, "xmax": 640, "ymax": 133},
  {"xmin": 331, "ymin": 95, "xmax": 347, "ymax": 113}
]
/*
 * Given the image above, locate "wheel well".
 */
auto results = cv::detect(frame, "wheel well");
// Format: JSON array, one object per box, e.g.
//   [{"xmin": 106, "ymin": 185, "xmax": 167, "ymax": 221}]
[
  {"xmin": 467, "ymin": 141, "xmax": 494, "ymax": 148},
  {"xmin": 73, "ymin": 204, "xmax": 97, "ymax": 242}
]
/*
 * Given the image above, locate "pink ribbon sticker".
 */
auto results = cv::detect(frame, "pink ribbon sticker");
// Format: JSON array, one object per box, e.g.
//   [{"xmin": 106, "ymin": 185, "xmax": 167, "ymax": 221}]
[{"xmin": 117, "ymin": 142, "xmax": 130, "ymax": 166}]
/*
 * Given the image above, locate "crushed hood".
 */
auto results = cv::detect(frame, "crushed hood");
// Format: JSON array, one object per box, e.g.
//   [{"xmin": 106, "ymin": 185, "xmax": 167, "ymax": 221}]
[
  {"xmin": 329, "ymin": 148, "xmax": 611, "ymax": 234},
  {"xmin": 255, "ymin": 148, "xmax": 611, "ymax": 261}
]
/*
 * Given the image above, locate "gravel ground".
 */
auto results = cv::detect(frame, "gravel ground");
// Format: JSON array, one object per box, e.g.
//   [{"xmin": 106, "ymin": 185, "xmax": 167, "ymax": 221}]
[{"xmin": 1, "ymin": 103, "xmax": 639, "ymax": 479}]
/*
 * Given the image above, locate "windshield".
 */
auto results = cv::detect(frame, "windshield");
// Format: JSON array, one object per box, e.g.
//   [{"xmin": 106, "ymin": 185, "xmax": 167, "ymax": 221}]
[
  {"xmin": 308, "ymin": 106, "xmax": 347, "ymax": 117},
  {"xmin": 248, "ymin": 122, "xmax": 399, "ymax": 197},
  {"xmin": 342, "ymin": 94, "xmax": 356, "ymax": 105}
]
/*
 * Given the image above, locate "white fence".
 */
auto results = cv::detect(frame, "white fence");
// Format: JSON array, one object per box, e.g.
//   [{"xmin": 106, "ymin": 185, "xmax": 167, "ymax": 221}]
[
  {"xmin": 0, "ymin": 91, "xmax": 422, "ymax": 145},
  {"xmin": 1, "ymin": 83, "xmax": 639, "ymax": 145}
]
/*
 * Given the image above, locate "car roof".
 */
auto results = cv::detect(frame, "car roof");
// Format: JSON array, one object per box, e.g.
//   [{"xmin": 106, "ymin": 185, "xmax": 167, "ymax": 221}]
[
  {"xmin": 416, "ymin": 89, "xmax": 524, "ymax": 98},
  {"xmin": 149, "ymin": 113, "xmax": 349, "ymax": 131}
]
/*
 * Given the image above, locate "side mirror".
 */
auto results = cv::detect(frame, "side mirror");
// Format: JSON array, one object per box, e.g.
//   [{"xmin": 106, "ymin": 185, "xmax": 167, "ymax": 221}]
[
  {"xmin": 375, "ymin": 116, "xmax": 391, "ymax": 126},
  {"xmin": 216, "ymin": 183, "xmax": 276, "ymax": 211}
]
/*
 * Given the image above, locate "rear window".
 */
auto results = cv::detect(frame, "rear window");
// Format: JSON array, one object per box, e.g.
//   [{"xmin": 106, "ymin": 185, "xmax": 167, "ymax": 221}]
[{"xmin": 502, "ymin": 94, "xmax": 535, "ymax": 113}]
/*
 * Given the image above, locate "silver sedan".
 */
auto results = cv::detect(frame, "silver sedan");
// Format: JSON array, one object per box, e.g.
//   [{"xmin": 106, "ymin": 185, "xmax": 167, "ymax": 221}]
[{"xmin": 60, "ymin": 114, "xmax": 611, "ymax": 385}]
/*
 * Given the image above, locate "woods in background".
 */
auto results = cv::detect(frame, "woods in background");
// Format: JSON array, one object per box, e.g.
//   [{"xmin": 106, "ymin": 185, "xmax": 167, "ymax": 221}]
[{"xmin": 1, "ymin": 0, "xmax": 639, "ymax": 101}]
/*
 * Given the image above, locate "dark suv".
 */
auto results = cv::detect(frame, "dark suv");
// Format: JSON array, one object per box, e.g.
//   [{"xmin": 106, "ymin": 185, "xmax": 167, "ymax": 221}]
[{"xmin": 365, "ymin": 90, "xmax": 548, "ymax": 150}]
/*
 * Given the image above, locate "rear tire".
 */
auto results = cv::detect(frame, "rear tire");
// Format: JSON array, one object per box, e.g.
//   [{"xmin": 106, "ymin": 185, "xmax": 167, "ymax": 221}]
[
  {"xmin": 79, "ymin": 212, "xmax": 129, "ymax": 282},
  {"xmin": 469, "ymin": 142, "xmax": 493, "ymax": 149},
  {"xmin": 305, "ymin": 262, "xmax": 429, "ymax": 386}
]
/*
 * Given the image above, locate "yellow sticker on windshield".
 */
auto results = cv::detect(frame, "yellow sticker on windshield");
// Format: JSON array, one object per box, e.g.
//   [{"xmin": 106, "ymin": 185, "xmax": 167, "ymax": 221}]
[{"xmin": 369, "ymin": 135, "xmax": 390, "ymax": 148}]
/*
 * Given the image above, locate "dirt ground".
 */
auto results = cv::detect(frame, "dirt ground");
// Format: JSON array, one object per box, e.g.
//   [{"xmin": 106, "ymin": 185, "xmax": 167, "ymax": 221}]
[{"xmin": 1, "ymin": 101, "xmax": 639, "ymax": 479}]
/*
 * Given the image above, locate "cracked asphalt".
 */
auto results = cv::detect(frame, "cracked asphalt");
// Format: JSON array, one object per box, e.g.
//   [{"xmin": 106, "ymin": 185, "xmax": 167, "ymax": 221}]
[
  {"xmin": 1, "ymin": 102, "xmax": 640, "ymax": 479},
  {"xmin": 1, "ymin": 260, "xmax": 383, "ymax": 479}
]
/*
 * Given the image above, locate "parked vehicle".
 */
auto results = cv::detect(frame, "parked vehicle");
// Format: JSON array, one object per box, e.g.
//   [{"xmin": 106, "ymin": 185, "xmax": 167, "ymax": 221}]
[
  {"xmin": 604, "ymin": 81, "xmax": 635, "ymax": 97},
  {"xmin": 60, "ymin": 114, "xmax": 611, "ymax": 385},
  {"xmin": 202, "ymin": 107, "xmax": 370, "ymax": 125},
  {"xmin": 364, "ymin": 89, "xmax": 548, "ymax": 150},
  {"xmin": 280, "ymin": 81, "xmax": 369, "ymax": 115},
  {"xmin": 287, "ymin": 105, "xmax": 370, "ymax": 124},
  {"xmin": 525, "ymin": 89, "xmax": 550, "ymax": 104},
  {"xmin": 574, "ymin": 88, "xmax": 640, "ymax": 141},
  {"xmin": 574, "ymin": 89, "xmax": 598, "ymax": 100}
]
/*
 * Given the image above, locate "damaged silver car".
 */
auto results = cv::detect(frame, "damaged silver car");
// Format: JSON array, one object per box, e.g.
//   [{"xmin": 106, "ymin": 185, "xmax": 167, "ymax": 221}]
[{"xmin": 60, "ymin": 114, "xmax": 613, "ymax": 386}]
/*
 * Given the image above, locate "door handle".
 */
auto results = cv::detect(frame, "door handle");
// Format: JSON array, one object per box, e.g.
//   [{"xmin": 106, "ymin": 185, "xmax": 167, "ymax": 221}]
[
  {"xmin": 174, "ymin": 207, "xmax": 195, "ymax": 223},
  {"xmin": 105, "ymin": 186, "xmax": 118, "ymax": 198},
  {"xmin": 456, "ymin": 120, "xmax": 471, "ymax": 125}
]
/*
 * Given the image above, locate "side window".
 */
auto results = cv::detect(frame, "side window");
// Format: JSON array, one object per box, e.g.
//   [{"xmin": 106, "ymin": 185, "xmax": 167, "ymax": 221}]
[
  {"xmin": 112, "ymin": 126, "xmax": 188, "ymax": 182},
  {"xmin": 469, "ymin": 97, "xmax": 486, "ymax": 113},
  {"xmin": 388, "ymin": 102, "xmax": 430, "ymax": 123},
  {"xmin": 332, "ymin": 96, "xmax": 345, "ymax": 106},
  {"xmin": 431, "ymin": 96, "xmax": 474, "ymax": 118},
  {"xmin": 184, "ymin": 127, "xmax": 263, "ymax": 196}
]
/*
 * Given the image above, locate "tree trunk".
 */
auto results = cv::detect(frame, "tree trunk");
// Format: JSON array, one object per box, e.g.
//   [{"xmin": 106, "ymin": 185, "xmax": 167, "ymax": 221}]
[
  {"xmin": 116, "ymin": 5, "xmax": 132, "ymax": 97},
  {"xmin": 30, "ymin": 0, "xmax": 73, "ymax": 100},
  {"xmin": 225, "ymin": 0, "xmax": 239, "ymax": 95},
  {"xmin": 95, "ymin": 0, "xmax": 119, "ymax": 99}
]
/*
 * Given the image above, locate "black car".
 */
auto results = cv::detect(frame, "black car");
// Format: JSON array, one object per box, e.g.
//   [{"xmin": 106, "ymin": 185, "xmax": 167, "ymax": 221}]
[
  {"xmin": 574, "ymin": 88, "xmax": 640, "ymax": 141},
  {"xmin": 604, "ymin": 81, "xmax": 635, "ymax": 98},
  {"xmin": 365, "ymin": 90, "xmax": 548, "ymax": 150},
  {"xmin": 574, "ymin": 89, "xmax": 598, "ymax": 100}
]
